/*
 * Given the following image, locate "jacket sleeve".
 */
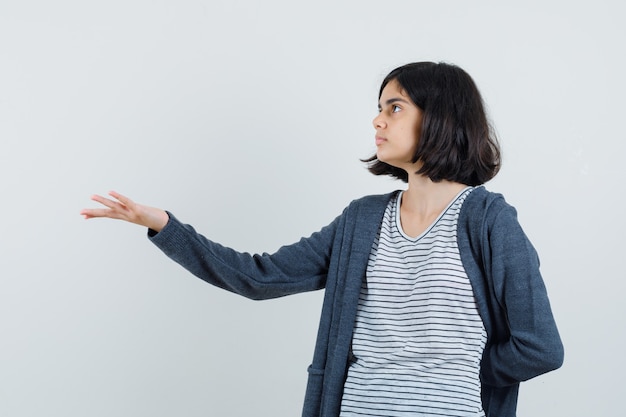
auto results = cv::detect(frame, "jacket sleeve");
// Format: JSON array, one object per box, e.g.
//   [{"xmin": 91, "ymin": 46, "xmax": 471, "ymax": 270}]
[
  {"xmin": 480, "ymin": 203, "xmax": 564, "ymax": 387},
  {"xmin": 147, "ymin": 211, "xmax": 340, "ymax": 300}
]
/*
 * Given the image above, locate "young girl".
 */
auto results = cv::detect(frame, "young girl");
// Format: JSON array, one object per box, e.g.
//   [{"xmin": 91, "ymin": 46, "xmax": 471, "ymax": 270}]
[{"xmin": 81, "ymin": 62, "xmax": 564, "ymax": 417}]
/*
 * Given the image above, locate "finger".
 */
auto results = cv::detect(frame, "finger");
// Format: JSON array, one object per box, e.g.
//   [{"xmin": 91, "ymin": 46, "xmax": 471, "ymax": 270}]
[
  {"xmin": 80, "ymin": 208, "xmax": 120, "ymax": 219},
  {"xmin": 90, "ymin": 194, "xmax": 122, "ymax": 210},
  {"xmin": 81, "ymin": 211, "xmax": 106, "ymax": 220},
  {"xmin": 109, "ymin": 191, "xmax": 133, "ymax": 207}
]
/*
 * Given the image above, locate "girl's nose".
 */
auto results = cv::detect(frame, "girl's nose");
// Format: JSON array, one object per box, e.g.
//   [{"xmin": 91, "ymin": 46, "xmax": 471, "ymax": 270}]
[{"xmin": 373, "ymin": 113, "xmax": 386, "ymax": 129}]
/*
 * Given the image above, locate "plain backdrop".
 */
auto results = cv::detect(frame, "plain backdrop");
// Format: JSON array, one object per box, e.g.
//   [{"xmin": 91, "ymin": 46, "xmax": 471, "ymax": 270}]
[{"xmin": 1, "ymin": 1, "xmax": 624, "ymax": 416}]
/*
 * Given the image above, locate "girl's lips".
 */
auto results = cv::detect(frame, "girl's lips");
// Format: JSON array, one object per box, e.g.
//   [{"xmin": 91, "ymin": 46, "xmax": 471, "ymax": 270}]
[{"xmin": 375, "ymin": 136, "xmax": 387, "ymax": 146}]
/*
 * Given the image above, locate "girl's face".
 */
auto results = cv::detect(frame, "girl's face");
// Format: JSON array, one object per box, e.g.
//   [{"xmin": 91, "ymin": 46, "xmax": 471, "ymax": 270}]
[{"xmin": 373, "ymin": 79, "xmax": 423, "ymax": 172}]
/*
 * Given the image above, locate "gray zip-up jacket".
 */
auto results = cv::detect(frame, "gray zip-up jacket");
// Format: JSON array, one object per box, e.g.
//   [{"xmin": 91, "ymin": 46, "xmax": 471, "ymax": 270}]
[{"xmin": 148, "ymin": 186, "xmax": 564, "ymax": 417}]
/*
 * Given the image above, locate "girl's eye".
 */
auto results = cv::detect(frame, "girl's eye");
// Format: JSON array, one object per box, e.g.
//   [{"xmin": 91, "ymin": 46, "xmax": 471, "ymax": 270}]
[{"xmin": 392, "ymin": 105, "xmax": 401, "ymax": 113}]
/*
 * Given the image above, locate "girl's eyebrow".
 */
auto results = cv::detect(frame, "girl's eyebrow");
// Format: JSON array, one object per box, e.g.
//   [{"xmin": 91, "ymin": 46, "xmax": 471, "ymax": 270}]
[{"xmin": 378, "ymin": 97, "xmax": 410, "ymax": 110}]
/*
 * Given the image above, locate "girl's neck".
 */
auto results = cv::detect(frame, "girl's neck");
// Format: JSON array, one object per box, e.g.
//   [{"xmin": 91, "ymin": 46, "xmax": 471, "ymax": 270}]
[
  {"xmin": 397, "ymin": 173, "xmax": 467, "ymax": 238},
  {"xmin": 401, "ymin": 173, "xmax": 467, "ymax": 217}
]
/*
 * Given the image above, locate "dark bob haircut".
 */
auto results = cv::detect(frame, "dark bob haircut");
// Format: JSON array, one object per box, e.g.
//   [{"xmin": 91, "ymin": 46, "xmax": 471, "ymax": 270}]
[{"xmin": 364, "ymin": 62, "xmax": 501, "ymax": 186}]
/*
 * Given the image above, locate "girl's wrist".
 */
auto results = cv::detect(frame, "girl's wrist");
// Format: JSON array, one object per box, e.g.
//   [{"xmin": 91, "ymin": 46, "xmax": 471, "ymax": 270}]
[{"xmin": 141, "ymin": 207, "xmax": 169, "ymax": 232}]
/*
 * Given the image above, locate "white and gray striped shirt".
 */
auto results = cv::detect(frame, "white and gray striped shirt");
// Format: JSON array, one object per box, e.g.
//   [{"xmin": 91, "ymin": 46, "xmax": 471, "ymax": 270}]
[{"xmin": 340, "ymin": 187, "xmax": 487, "ymax": 417}]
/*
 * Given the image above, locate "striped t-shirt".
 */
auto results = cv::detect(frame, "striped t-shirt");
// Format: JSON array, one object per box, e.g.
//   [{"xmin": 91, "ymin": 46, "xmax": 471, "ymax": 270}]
[{"xmin": 340, "ymin": 187, "xmax": 487, "ymax": 417}]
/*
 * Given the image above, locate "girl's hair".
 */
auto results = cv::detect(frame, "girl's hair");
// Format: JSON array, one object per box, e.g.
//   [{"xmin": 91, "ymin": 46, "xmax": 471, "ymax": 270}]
[{"xmin": 364, "ymin": 62, "xmax": 501, "ymax": 186}]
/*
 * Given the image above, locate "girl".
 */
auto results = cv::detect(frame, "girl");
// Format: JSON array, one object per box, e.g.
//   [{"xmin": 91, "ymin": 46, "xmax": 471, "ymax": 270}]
[{"xmin": 81, "ymin": 62, "xmax": 564, "ymax": 417}]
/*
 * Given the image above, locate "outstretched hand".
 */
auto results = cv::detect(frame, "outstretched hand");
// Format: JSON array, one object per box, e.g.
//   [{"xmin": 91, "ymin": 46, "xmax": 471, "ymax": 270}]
[{"xmin": 80, "ymin": 191, "xmax": 169, "ymax": 232}]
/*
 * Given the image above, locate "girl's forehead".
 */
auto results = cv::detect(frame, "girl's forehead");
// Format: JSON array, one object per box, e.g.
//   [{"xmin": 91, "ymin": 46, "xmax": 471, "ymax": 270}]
[
  {"xmin": 382, "ymin": 79, "xmax": 401, "ymax": 93},
  {"xmin": 380, "ymin": 80, "xmax": 409, "ymax": 100}
]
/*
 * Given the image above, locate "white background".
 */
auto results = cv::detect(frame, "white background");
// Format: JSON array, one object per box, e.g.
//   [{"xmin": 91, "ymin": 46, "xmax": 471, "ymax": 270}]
[{"xmin": 1, "ymin": 1, "xmax": 624, "ymax": 415}]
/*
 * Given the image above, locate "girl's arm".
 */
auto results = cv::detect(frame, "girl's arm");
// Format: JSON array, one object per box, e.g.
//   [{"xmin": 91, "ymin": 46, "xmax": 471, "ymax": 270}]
[
  {"xmin": 81, "ymin": 191, "xmax": 336, "ymax": 299},
  {"xmin": 480, "ymin": 204, "xmax": 564, "ymax": 386},
  {"xmin": 147, "ymin": 211, "xmax": 336, "ymax": 299}
]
